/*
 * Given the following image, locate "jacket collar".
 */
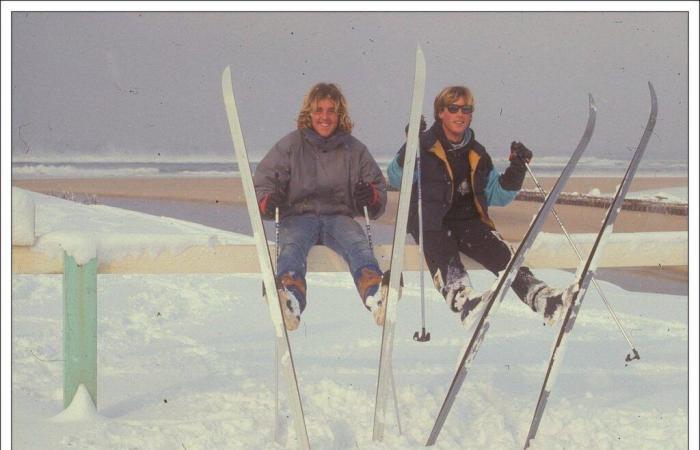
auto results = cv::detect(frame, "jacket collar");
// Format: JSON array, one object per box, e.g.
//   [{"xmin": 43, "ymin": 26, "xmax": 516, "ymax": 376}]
[
  {"xmin": 301, "ymin": 127, "xmax": 349, "ymax": 149},
  {"xmin": 430, "ymin": 121, "xmax": 473, "ymax": 152}
]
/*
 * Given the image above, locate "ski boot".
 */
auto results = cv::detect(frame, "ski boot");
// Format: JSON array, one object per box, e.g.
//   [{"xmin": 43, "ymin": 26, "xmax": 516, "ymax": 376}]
[
  {"xmin": 535, "ymin": 284, "xmax": 578, "ymax": 325},
  {"xmin": 459, "ymin": 290, "xmax": 490, "ymax": 329},
  {"xmin": 368, "ymin": 269, "xmax": 404, "ymax": 326}
]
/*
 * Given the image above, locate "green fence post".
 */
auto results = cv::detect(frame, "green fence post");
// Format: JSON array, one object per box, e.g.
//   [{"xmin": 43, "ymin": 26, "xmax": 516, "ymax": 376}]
[{"xmin": 63, "ymin": 252, "xmax": 98, "ymax": 408}]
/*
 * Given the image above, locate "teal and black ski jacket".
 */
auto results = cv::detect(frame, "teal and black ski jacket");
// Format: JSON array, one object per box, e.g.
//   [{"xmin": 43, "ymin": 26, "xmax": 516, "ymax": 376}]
[{"xmin": 387, "ymin": 122, "xmax": 525, "ymax": 231}]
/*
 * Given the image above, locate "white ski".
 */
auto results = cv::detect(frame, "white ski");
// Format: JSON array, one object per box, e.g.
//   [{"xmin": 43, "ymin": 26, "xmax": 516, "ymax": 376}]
[
  {"xmin": 222, "ymin": 66, "xmax": 310, "ymax": 450},
  {"xmin": 372, "ymin": 45, "xmax": 426, "ymax": 441}
]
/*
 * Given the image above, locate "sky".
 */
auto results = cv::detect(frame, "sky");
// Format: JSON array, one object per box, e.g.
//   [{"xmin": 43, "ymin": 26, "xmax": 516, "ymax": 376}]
[{"xmin": 7, "ymin": 8, "xmax": 692, "ymax": 164}]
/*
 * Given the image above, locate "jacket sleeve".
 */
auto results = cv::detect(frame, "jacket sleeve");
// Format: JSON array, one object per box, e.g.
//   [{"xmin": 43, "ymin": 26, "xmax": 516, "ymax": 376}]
[
  {"xmin": 387, "ymin": 143, "xmax": 420, "ymax": 189},
  {"xmin": 357, "ymin": 146, "xmax": 388, "ymax": 220},
  {"xmin": 253, "ymin": 139, "xmax": 292, "ymax": 218},
  {"xmin": 485, "ymin": 168, "xmax": 519, "ymax": 206},
  {"xmin": 387, "ymin": 145, "xmax": 405, "ymax": 189}
]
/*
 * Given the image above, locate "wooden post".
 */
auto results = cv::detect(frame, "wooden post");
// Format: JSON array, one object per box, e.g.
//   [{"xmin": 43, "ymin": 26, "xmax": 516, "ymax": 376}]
[{"xmin": 63, "ymin": 252, "xmax": 98, "ymax": 408}]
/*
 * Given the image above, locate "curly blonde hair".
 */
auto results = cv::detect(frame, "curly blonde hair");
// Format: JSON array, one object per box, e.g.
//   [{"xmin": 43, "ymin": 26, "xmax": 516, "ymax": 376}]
[
  {"xmin": 296, "ymin": 83, "xmax": 353, "ymax": 134},
  {"xmin": 433, "ymin": 86, "xmax": 475, "ymax": 121}
]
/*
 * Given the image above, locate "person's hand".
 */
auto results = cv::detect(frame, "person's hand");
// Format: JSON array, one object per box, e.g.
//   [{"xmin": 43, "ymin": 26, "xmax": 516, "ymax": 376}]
[
  {"xmin": 405, "ymin": 115, "xmax": 427, "ymax": 135},
  {"xmin": 509, "ymin": 141, "xmax": 533, "ymax": 166},
  {"xmin": 353, "ymin": 181, "xmax": 376, "ymax": 210},
  {"xmin": 260, "ymin": 191, "xmax": 286, "ymax": 216}
]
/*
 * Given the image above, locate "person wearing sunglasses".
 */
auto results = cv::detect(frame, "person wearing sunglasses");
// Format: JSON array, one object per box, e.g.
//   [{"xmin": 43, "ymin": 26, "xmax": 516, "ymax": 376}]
[
  {"xmin": 253, "ymin": 83, "xmax": 388, "ymax": 331},
  {"xmin": 387, "ymin": 85, "xmax": 568, "ymax": 328}
]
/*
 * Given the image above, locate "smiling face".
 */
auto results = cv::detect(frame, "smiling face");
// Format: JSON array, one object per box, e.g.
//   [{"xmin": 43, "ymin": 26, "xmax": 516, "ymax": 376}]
[
  {"xmin": 438, "ymin": 96, "xmax": 473, "ymax": 143},
  {"xmin": 310, "ymin": 98, "xmax": 339, "ymax": 138}
]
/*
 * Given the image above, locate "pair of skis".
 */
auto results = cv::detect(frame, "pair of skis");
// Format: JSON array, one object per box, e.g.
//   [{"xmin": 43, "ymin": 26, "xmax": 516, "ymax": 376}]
[
  {"xmin": 522, "ymin": 82, "xmax": 657, "ymax": 448},
  {"xmin": 426, "ymin": 83, "xmax": 657, "ymax": 447},
  {"xmin": 222, "ymin": 67, "xmax": 310, "ymax": 449},
  {"xmin": 372, "ymin": 46, "xmax": 426, "ymax": 440},
  {"xmin": 221, "ymin": 46, "xmax": 427, "ymax": 449}
]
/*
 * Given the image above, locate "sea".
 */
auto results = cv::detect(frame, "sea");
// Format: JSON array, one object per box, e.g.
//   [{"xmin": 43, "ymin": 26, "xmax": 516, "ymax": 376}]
[{"xmin": 10, "ymin": 156, "xmax": 689, "ymax": 179}]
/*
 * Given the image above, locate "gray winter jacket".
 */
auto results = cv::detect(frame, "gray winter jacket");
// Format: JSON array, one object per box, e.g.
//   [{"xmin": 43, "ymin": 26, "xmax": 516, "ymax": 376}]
[{"xmin": 254, "ymin": 128, "xmax": 387, "ymax": 220}]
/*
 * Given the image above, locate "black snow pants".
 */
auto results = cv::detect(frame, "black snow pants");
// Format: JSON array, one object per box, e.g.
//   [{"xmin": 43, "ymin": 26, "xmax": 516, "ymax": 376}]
[{"xmin": 409, "ymin": 217, "xmax": 542, "ymax": 311}]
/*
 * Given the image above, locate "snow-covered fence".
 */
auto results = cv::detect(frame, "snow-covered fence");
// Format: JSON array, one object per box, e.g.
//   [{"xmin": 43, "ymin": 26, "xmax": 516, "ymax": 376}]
[{"xmin": 12, "ymin": 233, "xmax": 688, "ymax": 275}]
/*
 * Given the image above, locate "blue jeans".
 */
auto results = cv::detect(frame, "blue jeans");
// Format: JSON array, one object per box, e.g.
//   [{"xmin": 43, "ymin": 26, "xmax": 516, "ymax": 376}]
[
  {"xmin": 277, "ymin": 213, "xmax": 379, "ymax": 279},
  {"xmin": 276, "ymin": 214, "xmax": 381, "ymax": 312}
]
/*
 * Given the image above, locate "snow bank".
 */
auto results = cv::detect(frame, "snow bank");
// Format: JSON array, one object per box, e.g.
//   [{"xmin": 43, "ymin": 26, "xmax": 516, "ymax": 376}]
[
  {"xmin": 10, "ymin": 270, "xmax": 688, "ymax": 449},
  {"xmin": 8, "ymin": 188, "xmax": 689, "ymax": 449}
]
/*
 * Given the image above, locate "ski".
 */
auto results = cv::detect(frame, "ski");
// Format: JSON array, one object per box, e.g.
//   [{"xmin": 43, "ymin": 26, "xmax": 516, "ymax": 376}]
[
  {"xmin": 523, "ymin": 82, "xmax": 657, "ymax": 449},
  {"xmin": 372, "ymin": 45, "xmax": 426, "ymax": 441},
  {"xmin": 222, "ymin": 66, "xmax": 310, "ymax": 450},
  {"xmin": 426, "ymin": 94, "xmax": 598, "ymax": 446}
]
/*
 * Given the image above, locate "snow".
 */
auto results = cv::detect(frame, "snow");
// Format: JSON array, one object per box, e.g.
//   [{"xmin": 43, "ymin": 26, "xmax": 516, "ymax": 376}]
[
  {"xmin": 25, "ymin": 189, "xmax": 253, "ymax": 265},
  {"xmin": 531, "ymin": 231, "xmax": 687, "ymax": 261},
  {"xmin": 50, "ymin": 385, "xmax": 102, "ymax": 423},
  {"xmin": 585, "ymin": 186, "xmax": 688, "ymax": 204},
  {"xmin": 627, "ymin": 187, "xmax": 688, "ymax": 203},
  {"xmin": 12, "ymin": 187, "xmax": 35, "ymax": 246},
  {"xmin": 10, "ymin": 189, "xmax": 691, "ymax": 449}
]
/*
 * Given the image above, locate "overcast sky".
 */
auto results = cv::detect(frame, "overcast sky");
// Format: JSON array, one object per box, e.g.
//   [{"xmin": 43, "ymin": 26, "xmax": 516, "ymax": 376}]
[{"xmin": 10, "ymin": 11, "xmax": 689, "ymax": 162}]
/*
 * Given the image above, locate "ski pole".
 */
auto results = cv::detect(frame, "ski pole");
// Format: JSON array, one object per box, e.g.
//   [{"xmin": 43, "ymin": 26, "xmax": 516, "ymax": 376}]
[
  {"xmin": 524, "ymin": 162, "xmax": 640, "ymax": 362},
  {"xmin": 273, "ymin": 205, "xmax": 282, "ymax": 441},
  {"xmin": 413, "ymin": 150, "xmax": 430, "ymax": 342},
  {"xmin": 273, "ymin": 172, "xmax": 283, "ymax": 441},
  {"xmin": 363, "ymin": 206, "xmax": 374, "ymax": 251}
]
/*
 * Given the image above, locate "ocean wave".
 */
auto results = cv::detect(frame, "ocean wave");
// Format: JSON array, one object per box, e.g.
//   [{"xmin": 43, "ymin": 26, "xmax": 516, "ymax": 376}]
[{"xmin": 11, "ymin": 158, "xmax": 688, "ymax": 179}]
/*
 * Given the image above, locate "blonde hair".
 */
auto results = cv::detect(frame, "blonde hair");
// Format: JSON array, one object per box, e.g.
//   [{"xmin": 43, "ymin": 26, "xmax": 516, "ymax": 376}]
[
  {"xmin": 433, "ymin": 86, "xmax": 475, "ymax": 121},
  {"xmin": 296, "ymin": 83, "xmax": 353, "ymax": 133}
]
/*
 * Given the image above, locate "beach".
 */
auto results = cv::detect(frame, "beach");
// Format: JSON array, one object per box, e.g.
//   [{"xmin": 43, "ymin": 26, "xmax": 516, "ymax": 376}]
[{"xmin": 12, "ymin": 176, "xmax": 688, "ymax": 239}]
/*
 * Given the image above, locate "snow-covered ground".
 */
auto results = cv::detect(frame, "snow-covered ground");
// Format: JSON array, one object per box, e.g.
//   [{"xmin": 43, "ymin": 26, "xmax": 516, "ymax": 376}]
[
  {"xmin": 9, "ymin": 189, "xmax": 690, "ymax": 449},
  {"xmin": 583, "ymin": 186, "xmax": 688, "ymax": 204}
]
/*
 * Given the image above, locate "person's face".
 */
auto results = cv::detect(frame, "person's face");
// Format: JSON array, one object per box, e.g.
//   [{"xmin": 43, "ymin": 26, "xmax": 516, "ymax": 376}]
[
  {"xmin": 438, "ymin": 96, "xmax": 473, "ymax": 142},
  {"xmin": 311, "ymin": 98, "xmax": 339, "ymax": 138}
]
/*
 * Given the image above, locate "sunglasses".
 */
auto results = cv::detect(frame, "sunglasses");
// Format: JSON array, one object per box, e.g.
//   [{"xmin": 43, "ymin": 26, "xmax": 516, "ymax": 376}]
[{"xmin": 446, "ymin": 104, "xmax": 474, "ymax": 114}]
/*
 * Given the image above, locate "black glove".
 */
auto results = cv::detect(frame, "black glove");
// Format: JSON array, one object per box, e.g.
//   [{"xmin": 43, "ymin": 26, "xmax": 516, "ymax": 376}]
[
  {"xmin": 353, "ymin": 181, "xmax": 375, "ymax": 210},
  {"xmin": 405, "ymin": 115, "xmax": 427, "ymax": 135},
  {"xmin": 260, "ymin": 191, "xmax": 286, "ymax": 217},
  {"xmin": 509, "ymin": 141, "xmax": 533, "ymax": 167}
]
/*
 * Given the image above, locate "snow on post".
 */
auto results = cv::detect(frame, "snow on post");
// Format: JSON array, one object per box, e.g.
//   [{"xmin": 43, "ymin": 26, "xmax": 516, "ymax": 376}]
[{"xmin": 12, "ymin": 187, "xmax": 35, "ymax": 246}]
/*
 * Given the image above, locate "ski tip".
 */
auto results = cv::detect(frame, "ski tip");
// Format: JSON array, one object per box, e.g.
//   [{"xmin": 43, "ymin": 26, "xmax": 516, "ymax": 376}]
[
  {"xmin": 587, "ymin": 93, "xmax": 597, "ymax": 111},
  {"xmin": 647, "ymin": 81, "xmax": 657, "ymax": 107},
  {"xmin": 222, "ymin": 66, "xmax": 232, "ymax": 86},
  {"xmin": 416, "ymin": 45, "xmax": 425, "ymax": 65}
]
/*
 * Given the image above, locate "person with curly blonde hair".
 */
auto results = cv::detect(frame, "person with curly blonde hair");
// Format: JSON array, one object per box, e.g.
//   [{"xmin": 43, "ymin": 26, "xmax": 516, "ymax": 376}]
[
  {"xmin": 296, "ymin": 83, "xmax": 354, "ymax": 134},
  {"xmin": 253, "ymin": 82, "xmax": 388, "ymax": 330}
]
